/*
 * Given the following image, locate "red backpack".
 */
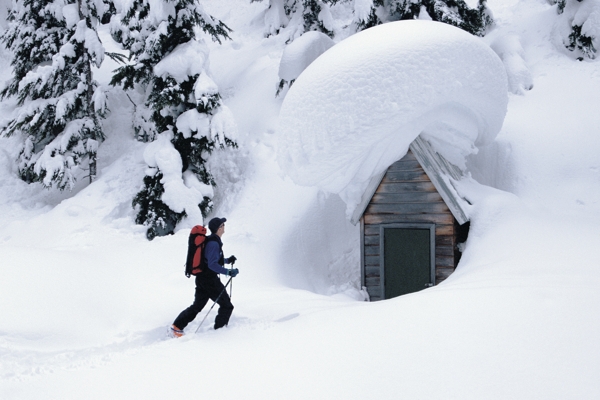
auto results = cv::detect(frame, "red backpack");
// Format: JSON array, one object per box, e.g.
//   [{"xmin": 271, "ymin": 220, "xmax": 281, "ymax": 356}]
[{"xmin": 185, "ymin": 225, "xmax": 207, "ymax": 277}]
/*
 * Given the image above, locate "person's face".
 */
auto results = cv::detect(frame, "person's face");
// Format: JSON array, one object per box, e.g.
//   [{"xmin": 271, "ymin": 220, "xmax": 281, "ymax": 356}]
[{"xmin": 217, "ymin": 223, "xmax": 225, "ymax": 237}]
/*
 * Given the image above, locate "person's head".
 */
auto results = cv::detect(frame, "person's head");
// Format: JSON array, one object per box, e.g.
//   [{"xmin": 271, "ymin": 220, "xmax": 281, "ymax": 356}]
[{"xmin": 208, "ymin": 217, "xmax": 227, "ymax": 237}]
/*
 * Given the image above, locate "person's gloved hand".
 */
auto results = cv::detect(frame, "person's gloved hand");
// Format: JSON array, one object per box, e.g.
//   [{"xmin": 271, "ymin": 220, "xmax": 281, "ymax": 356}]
[
  {"xmin": 228, "ymin": 255, "xmax": 237, "ymax": 265},
  {"xmin": 226, "ymin": 268, "xmax": 239, "ymax": 277}
]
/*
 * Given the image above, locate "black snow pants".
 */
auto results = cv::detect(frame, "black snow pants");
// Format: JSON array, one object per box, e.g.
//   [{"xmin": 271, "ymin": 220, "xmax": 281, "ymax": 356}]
[{"xmin": 173, "ymin": 274, "xmax": 234, "ymax": 330}]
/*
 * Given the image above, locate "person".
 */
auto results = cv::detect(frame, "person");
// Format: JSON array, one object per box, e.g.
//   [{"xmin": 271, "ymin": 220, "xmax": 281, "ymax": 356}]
[{"xmin": 171, "ymin": 217, "xmax": 239, "ymax": 337}]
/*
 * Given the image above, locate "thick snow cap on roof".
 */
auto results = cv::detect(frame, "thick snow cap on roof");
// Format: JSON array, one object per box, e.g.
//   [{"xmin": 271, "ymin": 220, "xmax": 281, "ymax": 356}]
[{"xmin": 277, "ymin": 20, "xmax": 508, "ymax": 218}]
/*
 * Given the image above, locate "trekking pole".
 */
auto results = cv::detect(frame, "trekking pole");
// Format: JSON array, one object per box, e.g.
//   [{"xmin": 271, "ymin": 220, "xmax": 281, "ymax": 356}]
[
  {"xmin": 195, "ymin": 277, "xmax": 233, "ymax": 333},
  {"xmin": 229, "ymin": 260, "xmax": 236, "ymax": 299}
]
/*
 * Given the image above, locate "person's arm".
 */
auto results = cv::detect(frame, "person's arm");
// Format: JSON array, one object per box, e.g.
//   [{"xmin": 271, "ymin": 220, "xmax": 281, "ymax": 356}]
[{"xmin": 205, "ymin": 241, "xmax": 229, "ymax": 275}]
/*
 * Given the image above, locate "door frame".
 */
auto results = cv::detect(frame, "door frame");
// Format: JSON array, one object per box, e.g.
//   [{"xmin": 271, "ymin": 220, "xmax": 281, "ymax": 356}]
[{"xmin": 379, "ymin": 223, "xmax": 436, "ymax": 299}]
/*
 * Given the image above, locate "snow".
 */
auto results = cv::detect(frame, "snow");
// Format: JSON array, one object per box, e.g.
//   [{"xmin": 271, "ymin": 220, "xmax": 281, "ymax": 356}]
[
  {"xmin": 77, "ymin": 21, "xmax": 105, "ymax": 66},
  {"xmin": 572, "ymin": 0, "xmax": 600, "ymax": 38},
  {"xmin": 490, "ymin": 33, "xmax": 533, "ymax": 94},
  {"xmin": 278, "ymin": 30, "xmax": 335, "ymax": 82},
  {"xmin": 153, "ymin": 39, "xmax": 209, "ymax": 82},
  {"xmin": 62, "ymin": 4, "xmax": 80, "ymax": 28},
  {"xmin": 278, "ymin": 20, "xmax": 508, "ymax": 217},
  {"xmin": 261, "ymin": 0, "xmax": 287, "ymax": 37},
  {"xmin": 354, "ymin": 0, "xmax": 374, "ymax": 22},
  {"xmin": 142, "ymin": 131, "xmax": 207, "ymax": 222},
  {"xmin": 1, "ymin": 0, "xmax": 600, "ymax": 398},
  {"xmin": 209, "ymin": 105, "xmax": 237, "ymax": 144},
  {"xmin": 193, "ymin": 71, "xmax": 219, "ymax": 102},
  {"xmin": 146, "ymin": 0, "xmax": 176, "ymax": 25},
  {"xmin": 553, "ymin": 0, "xmax": 600, "ymax": 59},
  {"xmin": 175, "ymin": 108, "xmax": 210, "ymax": 139}
]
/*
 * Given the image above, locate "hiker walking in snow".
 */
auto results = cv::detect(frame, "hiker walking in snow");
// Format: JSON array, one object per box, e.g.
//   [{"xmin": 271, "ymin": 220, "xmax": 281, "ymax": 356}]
[{"xmin": 171, "ymin": 217, "xmax": 239, "ymax": 337}]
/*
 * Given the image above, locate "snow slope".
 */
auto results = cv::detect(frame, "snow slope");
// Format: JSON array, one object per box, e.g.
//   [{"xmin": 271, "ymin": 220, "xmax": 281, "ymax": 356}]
[{"xmin": 1, "ymin": 0, "xmax": 600, "ymax": 398}]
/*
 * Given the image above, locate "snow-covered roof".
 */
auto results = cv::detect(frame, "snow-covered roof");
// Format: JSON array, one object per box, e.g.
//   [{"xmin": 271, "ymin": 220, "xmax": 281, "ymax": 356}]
[
  {"xmin": 277, "ymin": 20, "xmax": 508, "ymax": 220},
  {"xmin": 350, "ymin": 135, "xmax": 470, "ymax": 225}
]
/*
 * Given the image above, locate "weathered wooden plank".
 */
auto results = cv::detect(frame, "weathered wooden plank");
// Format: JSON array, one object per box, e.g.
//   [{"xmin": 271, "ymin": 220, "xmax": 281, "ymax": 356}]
[
  {"xmin": 365, "ymin": 276, "xmax": 381, "ymax": 286},
  {"xmin": 364, "ymin": 235, "xmax": 379, "ymax": 246},
  {"xmin": 365, "ymin": 266, "xmax": 380, "ymax": 276},
  {"xmin": 435, "ymin": 235, "xmax": 455, "ymax": 247},
  {"xmin": 365, "ymin": 213, "xmax": 454, "ymax": 225},
  {"xmin": 435, "ymin": 245, "xmax": 454, "ymax": 257},
  {"xmin": 364, "ymin": 225, "xmax": 379, "ymax": 235},
  {"xmin": 366, "ymin": 286, "xmax": 382, "ymax": 300},
  {"xmin": 435, "ymin": 224, "xmax": 454, "ymax": 236},
  {"xmin": 365, "ymin": 223, "xmax": 454, "ymax": 236},
  {"xmin": 387, "ymin": 159, "xmax": 422, "ymax": 171},
  {"xmin": 435, "ymin": 255, "xmax": 454, "ymax": 268},
  {"xmin": 364, "ymin": 225, "xmax": 455, "ymax": 246},
  {"xmin": 365, "ymin": 202, "xmax": 449, "ymax": 215},
  {"xmin": 366, "ymin": 283, "xmax": 380, "ymax": 291},
  {"xmin": 364, "ymin": 245, "xmax": 380, "ymax": 256},
  {"xmin": 370, "ymin": 192, "xmax": 444, "ymax": 204},
  {"xmin": 435, "ymin": 268, "xmax": 455, "ymax": 280},
  {"xmin": 381, "ymin": 170, "xmax": 430, "ymax": 183},
  {"xmin": 365, "ymin": 255, "xmax": 380, "ymax": 267},
  {"xmin": 375, "ymin": 181, "xmax": 437, "ymax": 194}
]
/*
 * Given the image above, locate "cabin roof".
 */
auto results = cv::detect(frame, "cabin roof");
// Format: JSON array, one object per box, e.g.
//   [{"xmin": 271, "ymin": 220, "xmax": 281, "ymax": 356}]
[{"xmin": 350, "ymin": 135, "xmax": 471, "ymax": 225}]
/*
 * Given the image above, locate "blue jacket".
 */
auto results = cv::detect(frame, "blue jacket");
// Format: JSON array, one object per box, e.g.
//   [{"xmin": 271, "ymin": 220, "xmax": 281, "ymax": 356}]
[{"xmin": 203, "ymin": 234, "xmax": 232, "ymax": 276}]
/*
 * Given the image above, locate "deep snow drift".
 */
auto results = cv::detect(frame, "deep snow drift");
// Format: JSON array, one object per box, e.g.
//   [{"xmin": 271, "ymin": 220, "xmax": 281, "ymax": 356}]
[{"xmin": 1, "ymin": 0, "xmax": 600, "ymax": 399}]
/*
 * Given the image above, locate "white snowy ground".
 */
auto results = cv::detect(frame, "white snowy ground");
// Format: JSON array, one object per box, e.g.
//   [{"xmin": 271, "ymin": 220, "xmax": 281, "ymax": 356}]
[{"xmin": 1, "ymin": 0, "xmax": 600, "ymax": 399}]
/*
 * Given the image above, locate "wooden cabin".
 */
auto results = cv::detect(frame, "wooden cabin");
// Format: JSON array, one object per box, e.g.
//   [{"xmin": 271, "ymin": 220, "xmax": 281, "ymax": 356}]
[{"xmin": 351, "ymin": 135, "xmax": 471, "ymax": 301}]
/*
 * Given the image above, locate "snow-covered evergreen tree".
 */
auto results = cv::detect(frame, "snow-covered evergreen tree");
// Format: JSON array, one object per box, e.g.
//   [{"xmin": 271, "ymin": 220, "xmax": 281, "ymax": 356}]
[
  {"xmin": 0, "ymin": 0, "xmax": 108, "ymax": 189},
  {"xmin": 132, "ymin": 172, "xmax": 187, "ymax": 239},
  {"xmin": 255, "ymin": 0, "xmax": 338, "ymax": 40},
  {"xmin": 0, "ymin": 0, "xmax": 68, "ymax": 98},
  {"xmin": 301, "ymin": 0, "xmax": 336, "ymax": 35},
  {"xmin": 353, "ymin": 0, "xmax": 493, "ymax": 37},
  {"xmin": 553, "ymin": 0, "xmax": 599, "ymax": 60},
  {"xmin": 111, "ymin": 0, "xmax": 237, "ymax": 239}
]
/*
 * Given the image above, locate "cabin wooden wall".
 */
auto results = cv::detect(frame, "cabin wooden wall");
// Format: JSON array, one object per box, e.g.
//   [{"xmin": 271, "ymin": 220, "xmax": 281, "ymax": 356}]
[{"xmin": 362, "ymin": 150, "xmax": 456, "ymax": 301}]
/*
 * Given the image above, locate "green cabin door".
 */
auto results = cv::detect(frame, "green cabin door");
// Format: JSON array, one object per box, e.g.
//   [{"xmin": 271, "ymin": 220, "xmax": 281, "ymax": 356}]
[{"xmin": 382, "ymin": 225, "xmax": 434, "ymax": 299}]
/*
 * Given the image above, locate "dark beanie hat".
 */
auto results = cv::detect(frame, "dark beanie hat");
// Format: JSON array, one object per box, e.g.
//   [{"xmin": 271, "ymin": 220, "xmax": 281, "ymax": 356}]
[{"xmin": 208, "ymin": 217, "xmax": 227, "ymax": 233}]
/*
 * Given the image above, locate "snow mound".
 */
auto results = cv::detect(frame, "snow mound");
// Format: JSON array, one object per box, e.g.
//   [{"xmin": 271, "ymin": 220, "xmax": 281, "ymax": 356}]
[
  {"xmin": 278, "ymin": 31, "xmax": 335, "ymax": 82},
  {"xmin": 277, "ymin": 20, "xmax": 508, "ymax": 217},
  {"xmin": 154, "ymin": 40, "xmax": 209, "ymax": 82},
  {"xmin": 491, "ymin": 34, "xmax": 533, "ymax": 95}
]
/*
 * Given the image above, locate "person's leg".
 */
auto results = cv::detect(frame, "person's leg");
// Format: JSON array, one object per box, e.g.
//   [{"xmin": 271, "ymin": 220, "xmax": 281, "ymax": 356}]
[
  {"xmin": 200, "ymin": 276, "xmax": 234, "ymax": 329},
  {"xmin": 173, "ymin": 278, "xmax": 210, "ymax": 330},
  {"xmin": 213, "ymin": 285, "xmax": 234, "ymax": 329}
]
